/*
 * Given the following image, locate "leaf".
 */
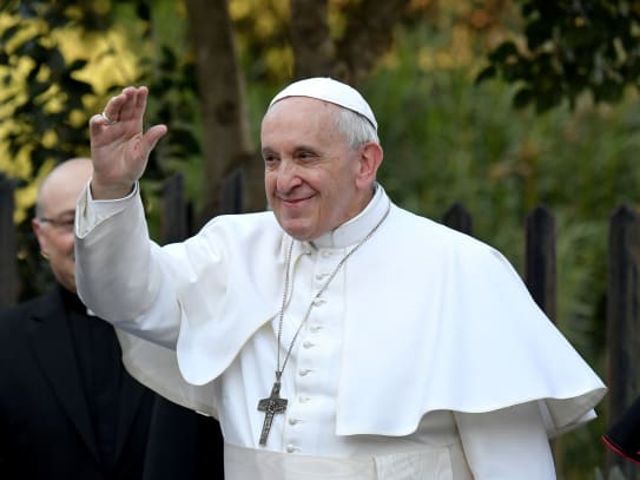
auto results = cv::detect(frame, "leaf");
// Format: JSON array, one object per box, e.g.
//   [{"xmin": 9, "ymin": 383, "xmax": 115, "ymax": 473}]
[
  {"xmin": 0, "ymin": 24, "xmax": 22, "ymax": 44},
  {"xmin": 489, "ymin": 41, "xmax": 519, "ymax": 63},
  {"xmin": 25, "ymin": 63, "xmax": 41, "ymax": 83},
  {"xmin": 513, "ymin": 87, "xmax": 533, "ymax": 109},
  {"xmin": 67, "ymin": 59, "xmax": 88, "ymax": 72},
  {"xmin": 46, "ymin": 47, "xmax": 66, "ymax": 75},
  {"xmin": 475, "ymin": 65, "xmax": 497, "ymax": 84},
  {"xmin": 59, "ymin": 77, "xmax": 93, "ymax": 96}
]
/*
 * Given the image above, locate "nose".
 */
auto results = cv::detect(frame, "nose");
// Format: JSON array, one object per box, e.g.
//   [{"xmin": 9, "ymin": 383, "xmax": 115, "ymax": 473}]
[{"xmin": 275, "ymin": 159, "xmax": 302, "ymax": 194}]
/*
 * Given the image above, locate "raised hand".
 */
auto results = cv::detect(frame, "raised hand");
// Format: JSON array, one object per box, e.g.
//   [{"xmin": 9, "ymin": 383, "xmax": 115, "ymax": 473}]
[{"xmin": 89, "ymin": 86, "xmax": 167, "ymax": 199}]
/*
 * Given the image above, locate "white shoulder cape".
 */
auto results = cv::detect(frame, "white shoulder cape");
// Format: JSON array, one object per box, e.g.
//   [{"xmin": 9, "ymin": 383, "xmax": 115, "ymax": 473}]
[{"xmin": 79, "ymin": 190, "xmax": 605, "ymax": 438}]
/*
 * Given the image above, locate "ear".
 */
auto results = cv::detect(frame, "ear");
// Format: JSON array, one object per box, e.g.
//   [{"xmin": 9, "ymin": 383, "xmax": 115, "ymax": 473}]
[
  {"xmin": 355, "ymin": 142, "xmax": 383, "ymax": 190},
  {"xmin": 32, "ymin": 218, "xmax": 48, "ymax": 255}
]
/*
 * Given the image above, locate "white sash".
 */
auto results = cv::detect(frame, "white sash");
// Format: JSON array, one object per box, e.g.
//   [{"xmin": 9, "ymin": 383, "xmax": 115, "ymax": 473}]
[{"xmin": 223, "ymin": 442, "xmax": 462, "ymax": 480}]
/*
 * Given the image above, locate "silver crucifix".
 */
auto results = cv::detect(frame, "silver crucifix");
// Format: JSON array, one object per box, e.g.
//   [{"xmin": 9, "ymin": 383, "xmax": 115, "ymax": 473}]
[{"xmin": 257, "ymin": 379, "xmax": 288, "ymax": 446}]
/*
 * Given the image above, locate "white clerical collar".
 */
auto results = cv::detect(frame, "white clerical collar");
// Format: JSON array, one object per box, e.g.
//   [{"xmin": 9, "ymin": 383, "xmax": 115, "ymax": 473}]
[{"xmin": 308, "ymin": 184, "xmax": 389, "ymax": 249}]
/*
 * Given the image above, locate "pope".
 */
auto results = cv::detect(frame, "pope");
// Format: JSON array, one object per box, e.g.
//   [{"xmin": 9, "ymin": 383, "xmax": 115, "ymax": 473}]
[{"xmin": 75, "ymin": 77, "xmax": 606, "ymax": 479}]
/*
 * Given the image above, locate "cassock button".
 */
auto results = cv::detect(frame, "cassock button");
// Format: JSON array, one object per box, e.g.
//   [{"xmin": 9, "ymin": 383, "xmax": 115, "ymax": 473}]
[
  {"xmin": 309, "ymin": 325, "xmax": 322, "ymax": 333},
  {"xmin": 286, "ymin": 444, "xmax": 297, "ymax": 453},
  {"xmin": 288, "ymin": 418, "xmax": 300, "ymax": 425},
  {"xmin": 299, "ymin": 369, "xmax": 311, "ymax": 376},
  {"xmin": 303, "ymin": 341, "xmax": 314, "ymax": 349}
]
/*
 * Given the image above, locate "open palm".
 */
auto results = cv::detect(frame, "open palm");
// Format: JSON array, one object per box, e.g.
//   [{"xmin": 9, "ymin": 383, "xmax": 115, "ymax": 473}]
[{"xmin": 90, "ymin": 86, "xmax": 167, "ymax": 199}]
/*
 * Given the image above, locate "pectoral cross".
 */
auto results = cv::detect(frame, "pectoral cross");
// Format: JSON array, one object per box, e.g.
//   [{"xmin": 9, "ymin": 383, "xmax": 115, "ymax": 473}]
[{"xmin": 257, "ymin": 379, "xmax": 288, "ymax": 446}]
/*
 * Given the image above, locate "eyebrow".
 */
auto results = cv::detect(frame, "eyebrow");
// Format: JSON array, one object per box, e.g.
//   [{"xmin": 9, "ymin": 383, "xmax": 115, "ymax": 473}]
[
  {"xmin": 261, "ymin": 144, "xmax": 320, "ymax": 155},
  {"xmin": 294, "ymin": 144, "xmax": 318, "ymax": 152}
]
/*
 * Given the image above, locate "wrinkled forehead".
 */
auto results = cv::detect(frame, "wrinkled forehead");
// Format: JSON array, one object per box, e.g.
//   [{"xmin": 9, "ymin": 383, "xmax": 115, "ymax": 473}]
[{"xmin": 260, "ymin": 97, "xmax": 344, "ymax": 148}]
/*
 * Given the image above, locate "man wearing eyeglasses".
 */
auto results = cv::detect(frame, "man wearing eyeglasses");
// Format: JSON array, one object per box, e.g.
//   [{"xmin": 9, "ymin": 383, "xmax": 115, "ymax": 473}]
[
  {"xmin": 32, "ymin": 158, "xmax": 86, "ymax": 292},
  {"xmin": 0, "ymin": 158, "xmax": 224, "ymax": 479}
]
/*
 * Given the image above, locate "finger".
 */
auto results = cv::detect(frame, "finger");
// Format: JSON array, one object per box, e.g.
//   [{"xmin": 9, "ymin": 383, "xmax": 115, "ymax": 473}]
[
  {"xmin": 132, "ymin": 86, "xmax": 149, "ymax": 127},
  {"xmin": 134, "ymin": 86, "xmax": 149, "ymax": 112},
  {"xmin": 142, "ymin": 124, "xmax": 168, "ymax": 152},
  {"xmin": 102, "ymin": 87, "xmax": 135, "ymax": 123},
  {"xmin": 118, "ymin": 86, "xmax": 144, "ymax": 124},
  {"xmin": 89, "ymin": 113, "xmax": 111, "ymax": 138},
  {"xmin": 112, "ymin": 87, "xmax": 137, "ymax": 122},
  {"xmin": 101, "ymin": 94, "xmax": 123, "ymax": 123}
]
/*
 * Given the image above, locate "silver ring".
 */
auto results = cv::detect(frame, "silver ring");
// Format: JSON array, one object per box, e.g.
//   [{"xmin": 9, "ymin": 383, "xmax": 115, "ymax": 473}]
[{"xmin": 101, "ymin": 111, "xmax": 117, "ymax": 126}]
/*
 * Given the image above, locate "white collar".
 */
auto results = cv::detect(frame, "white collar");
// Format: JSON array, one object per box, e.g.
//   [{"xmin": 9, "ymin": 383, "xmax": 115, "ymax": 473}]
[{"xmin": 307, "ymin": 184, "xmax": 389, "ymax": 250}]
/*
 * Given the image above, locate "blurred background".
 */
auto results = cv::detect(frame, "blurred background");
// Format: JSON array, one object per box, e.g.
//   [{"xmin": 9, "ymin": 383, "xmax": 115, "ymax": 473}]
[{"xmin": 1, "ymin": 1, "xmax": 640, "ymax": 478}]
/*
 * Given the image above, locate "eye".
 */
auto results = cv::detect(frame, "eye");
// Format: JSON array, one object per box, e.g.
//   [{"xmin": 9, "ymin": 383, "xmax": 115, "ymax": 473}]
[
  {"xmin": 262, "ymin": 153, "xmax": 279, "ymax": 166},
  {"xmin": 296, "ymin": 150, "xmax": 316, "ymax": 161}
]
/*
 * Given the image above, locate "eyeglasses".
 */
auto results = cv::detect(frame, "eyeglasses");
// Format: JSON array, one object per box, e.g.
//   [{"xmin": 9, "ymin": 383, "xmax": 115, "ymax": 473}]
[{"xmin": 39, "ymin": 216, "xmax": 75, "ymax": 233}]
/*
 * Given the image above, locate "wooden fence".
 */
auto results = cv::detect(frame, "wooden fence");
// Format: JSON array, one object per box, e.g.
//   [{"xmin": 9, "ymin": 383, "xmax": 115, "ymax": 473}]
[
  {"xmin": 1, "ymin": 172, "xmax": 639, "ymax": 476},
  {"xmin": 0, "ymin": 173, "xmax": 18, "ymax": 306}
]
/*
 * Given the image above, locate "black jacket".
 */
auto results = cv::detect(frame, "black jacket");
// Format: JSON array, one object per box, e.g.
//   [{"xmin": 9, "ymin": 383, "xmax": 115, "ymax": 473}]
[
  {"xmin": 604, "ymin": 396, "xmax": 640, "ymax": 466},
  {"xmin": 0, "ymin": 286, "xmax": 224, "ymax": 479}
]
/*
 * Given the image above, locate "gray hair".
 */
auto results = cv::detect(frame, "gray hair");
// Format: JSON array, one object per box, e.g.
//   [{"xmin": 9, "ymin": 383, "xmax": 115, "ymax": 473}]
[{"xmin": 333, "ymin": 107, "xmax": 379, "ymax": 150}]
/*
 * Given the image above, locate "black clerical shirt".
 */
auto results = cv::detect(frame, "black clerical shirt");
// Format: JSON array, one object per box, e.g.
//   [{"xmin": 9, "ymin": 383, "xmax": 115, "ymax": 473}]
[{"xmin": 61, "ymin": 286, "xmax": 123, "ymax": 467}]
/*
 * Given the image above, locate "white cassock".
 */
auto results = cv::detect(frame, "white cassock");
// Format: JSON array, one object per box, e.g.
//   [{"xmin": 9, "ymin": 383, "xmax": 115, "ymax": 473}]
[{"xmin": 75, "ymin": 183, "xmax": 606, "ymax": 479}]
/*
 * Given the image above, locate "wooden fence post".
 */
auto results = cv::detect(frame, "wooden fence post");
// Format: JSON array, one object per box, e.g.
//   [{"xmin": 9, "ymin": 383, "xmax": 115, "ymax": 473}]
[
  {"xmin": 220, "ymin": 168, "xmax": 244, "ymax": 215},
  {"xmin": 524, "ymin": 205, "xmax": 564, "ymax": 467},
  {"xmin": 0, "ymin": 174, "xmax": 18, "ymax": 306},
  {"xmin": 160, "ymin": 173, "xmax": 190, "ymax": 244},
  {"xmin": 607, "ymin": 205, "xmax": 640, "ymax": 479},
  {"xmin": 525, "ymin": 206, "xmax": 557, "ymax": 321},
  {"xmin": 441, "ymin": 203, "xmax": 473, "ymax": 235}
]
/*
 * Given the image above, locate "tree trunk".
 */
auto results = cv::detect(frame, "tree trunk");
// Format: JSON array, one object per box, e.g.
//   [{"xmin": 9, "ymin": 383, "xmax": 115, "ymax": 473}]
[
  {"xmin": 337, "ymin": 0, "xmax": 411, "ymax": 86},
  {"xmin": 184, "ymin": 0, "xmax": 262, "ymax": 225},
  {"xmin": 290, "ymin": 0, "xmax": 336, "ymax": 79},
  {"xmin": 289, "ymin": 0, "xmax": 410, "ymax": 87}
]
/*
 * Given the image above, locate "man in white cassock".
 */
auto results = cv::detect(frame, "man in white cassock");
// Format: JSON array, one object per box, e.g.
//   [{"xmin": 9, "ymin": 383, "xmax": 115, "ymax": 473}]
[{"xmin": 75, "ymin": 77, "xmax": 606, "ymax": 479}]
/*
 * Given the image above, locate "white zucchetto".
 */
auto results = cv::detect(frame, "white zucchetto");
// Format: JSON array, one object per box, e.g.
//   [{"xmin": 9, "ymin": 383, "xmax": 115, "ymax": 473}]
[{"xmin": 269, "ymin": 77, "xmax": 378, "ymax": 130}]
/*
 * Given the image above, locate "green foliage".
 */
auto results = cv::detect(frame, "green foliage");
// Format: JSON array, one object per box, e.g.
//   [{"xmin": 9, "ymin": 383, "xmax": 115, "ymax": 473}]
[
  {"xmin": 0, "ymin": 0, "xmax": 128, "ymax": 298},
  {"xmin": 0, "ymin": 4, "xmax": 95, "ymax": 170},
  {"xmin": 143, "ymin": 41, "xmax": 203, "ymax": 216},
  {"xmin": 0, "ymin": 0, "xmax": 203, "ymax": 297},
  {"xmin": 479, "ymin": 0, "xmax": 640, "ymax": 112}
]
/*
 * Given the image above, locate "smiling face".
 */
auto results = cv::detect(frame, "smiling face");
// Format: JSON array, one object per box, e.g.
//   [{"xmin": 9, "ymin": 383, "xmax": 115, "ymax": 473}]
[
  {"xmin": 32, "ymin": 158, "xmax": 93, "ymax": 293},
  {"xmin": 261, "ymin": 97, "xmax": 382, "ymax": 241}
]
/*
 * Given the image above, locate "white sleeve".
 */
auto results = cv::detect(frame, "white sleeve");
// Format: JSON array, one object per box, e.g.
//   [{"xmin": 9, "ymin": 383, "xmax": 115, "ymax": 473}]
[
  {"xmin": 454, "ymin": 402, "xmax": 556, "ymax": 479},
  {"xmin": 75, "ymin": 182, "xmax": 181, "ymax": 348}
]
